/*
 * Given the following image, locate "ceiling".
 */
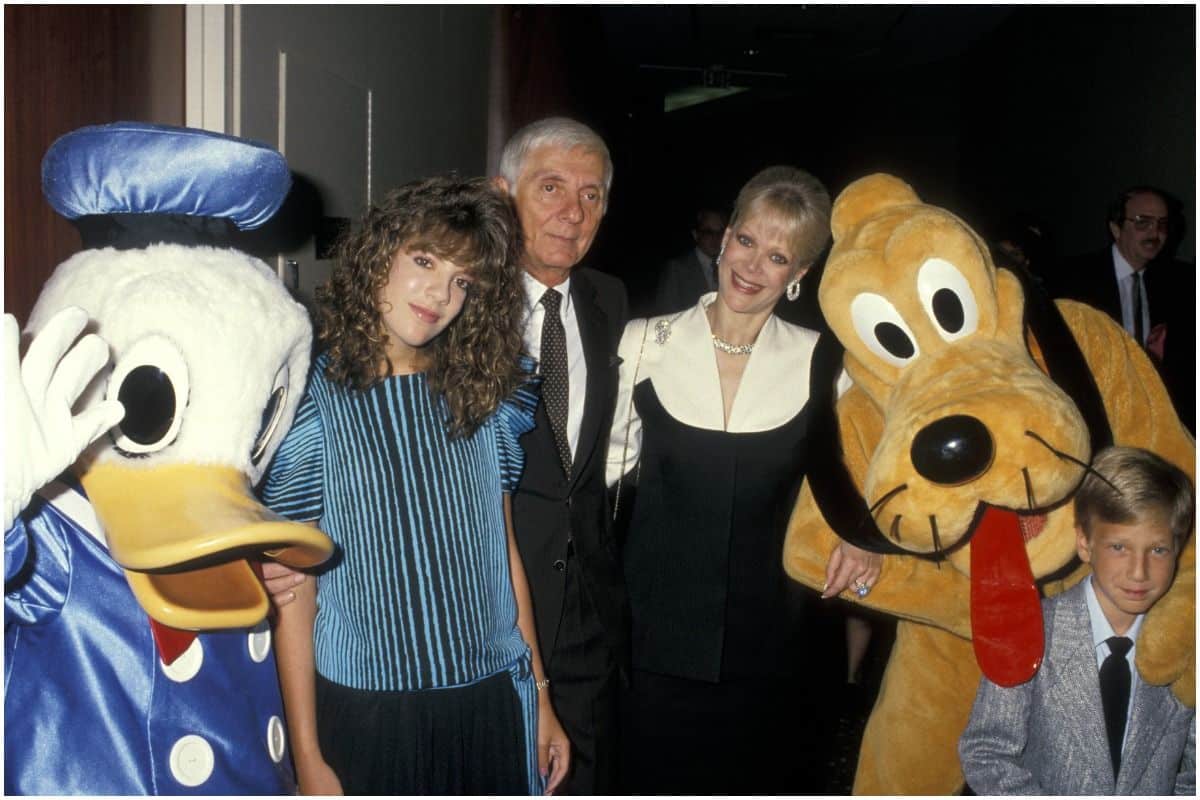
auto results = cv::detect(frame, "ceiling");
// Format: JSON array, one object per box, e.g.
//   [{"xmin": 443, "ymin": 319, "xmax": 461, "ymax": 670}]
[{"xmin": 591, "ymin": 5, "xmax": 1015, "ymax": 102}]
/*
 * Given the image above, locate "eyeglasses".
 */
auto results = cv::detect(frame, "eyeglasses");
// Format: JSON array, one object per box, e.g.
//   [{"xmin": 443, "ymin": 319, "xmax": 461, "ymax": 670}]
[{"xmin": 1123, "ymin": 215, "xmax": 1169, "ymax": 232}]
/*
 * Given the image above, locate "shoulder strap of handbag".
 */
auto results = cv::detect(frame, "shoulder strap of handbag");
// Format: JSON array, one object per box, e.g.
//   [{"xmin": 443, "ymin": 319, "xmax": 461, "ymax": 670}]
[{"xmin": 612, "ymin": 318, "xmax": 651, "ymax": 521}]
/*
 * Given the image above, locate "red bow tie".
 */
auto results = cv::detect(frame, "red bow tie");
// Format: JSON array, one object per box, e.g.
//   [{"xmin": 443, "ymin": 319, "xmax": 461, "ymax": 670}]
[
  {"xmin": 146, "ymin": 559, "xmax": 269, "ymax": 665},
  {"xmin": 150, "ymin": 620, "xmax": 198, "ymax": 665}
]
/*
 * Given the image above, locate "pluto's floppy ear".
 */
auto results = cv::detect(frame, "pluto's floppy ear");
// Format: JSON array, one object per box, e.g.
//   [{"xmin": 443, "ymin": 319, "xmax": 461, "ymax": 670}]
[
  {"xmin": 1007, "ymin": 263, "xmax": 1113, "ymax": 453},
  {"xmin": 830, "ymin": 173, "xmax": 922, "ymax": 243},
  {"xmin": 808, "ymin": 172, "xmax": 938, "ymax": 556},
  {"xmin": 805, "ymin": 330, "xmax": 926, "ymax": 556}
]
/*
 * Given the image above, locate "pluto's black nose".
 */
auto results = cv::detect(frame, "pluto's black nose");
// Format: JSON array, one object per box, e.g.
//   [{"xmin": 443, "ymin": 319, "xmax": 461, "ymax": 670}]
[{"xmin": 910, "ymin": 414, "xmax": 994, "ymax": 485}]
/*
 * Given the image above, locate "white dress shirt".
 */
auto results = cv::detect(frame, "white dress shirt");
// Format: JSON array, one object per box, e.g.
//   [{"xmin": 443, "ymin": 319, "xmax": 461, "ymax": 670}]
[
  {"xmin": 521, "ymin": 270, "xmax": 586, "ymax": 461},
  {"xmin": 1084, "ymin": 574, "xmax": 1144, "ymax": 754},
  {"xmin": 1111, "ymin": 244, "xmax": 1152, "ymax": 346}
]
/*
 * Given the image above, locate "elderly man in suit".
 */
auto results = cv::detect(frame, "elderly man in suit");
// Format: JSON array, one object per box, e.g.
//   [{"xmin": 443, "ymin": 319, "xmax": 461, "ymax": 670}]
[
  {"xmin": 1049, "ymin": 186, "xmax": 1195, "ymax": 431},
  {"xmin": 652, "ymin": 207, "xmax": 727, "ymax": 315},
  {"xmin": 494, "ymin": 117, "xmax": 630, "ymax": 795}
]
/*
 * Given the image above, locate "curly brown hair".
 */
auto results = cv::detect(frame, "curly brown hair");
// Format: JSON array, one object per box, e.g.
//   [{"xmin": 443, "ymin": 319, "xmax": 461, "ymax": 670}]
[{"xmin": 315, "ymin": 174, "xmax": 527, "ymax": 437}]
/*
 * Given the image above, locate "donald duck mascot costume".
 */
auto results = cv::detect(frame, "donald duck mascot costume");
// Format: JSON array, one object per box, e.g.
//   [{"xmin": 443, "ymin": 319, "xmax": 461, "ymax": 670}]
[{"xmin": 4, "ymin": 122, "xmax": 333, "ymax": 794}]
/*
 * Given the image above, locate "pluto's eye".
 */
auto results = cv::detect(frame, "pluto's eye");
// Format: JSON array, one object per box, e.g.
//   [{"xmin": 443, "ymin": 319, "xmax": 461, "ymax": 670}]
[
  {"xmin": 106, "ymin": 336, "xmax": 189, "ymax": 455},
  {"xmin": 250, "ymin": 364, "xmax": 290, "ymax": 466},
  {"xmin": 917, "ymin": 257, "xmax": 979, "ymax": 342},
  {"xmin": 850, "ymin": 293, "xmax": 920, "ymax": 367}
]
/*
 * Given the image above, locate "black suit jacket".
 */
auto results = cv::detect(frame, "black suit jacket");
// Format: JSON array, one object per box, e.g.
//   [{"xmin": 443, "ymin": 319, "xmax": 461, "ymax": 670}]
[
  {"xmin": 1048, "ymin": 248, "xmax": 1195, "ymax": 431},
  {"xmin": 653, "ymin": 250, "xmax": 712, "ymax": 316},
  {"xmin": 512, "ymin": 267, "xmax": 631, "ymax": 671},
  {"xmin": 1048, "ymin": 249, "xmax": 1123, "ymax": 323}
]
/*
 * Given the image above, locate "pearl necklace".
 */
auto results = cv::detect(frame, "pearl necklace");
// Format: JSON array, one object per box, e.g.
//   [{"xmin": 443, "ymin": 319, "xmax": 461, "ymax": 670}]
[{"xmin": 711, "ymin": 334, "xmax": 754, "ymax": 356}]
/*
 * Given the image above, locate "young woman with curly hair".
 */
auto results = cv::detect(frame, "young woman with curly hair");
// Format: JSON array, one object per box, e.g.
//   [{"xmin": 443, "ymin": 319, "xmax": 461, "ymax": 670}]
[{"xmin": 264, "ymin": 174, "xmax": 570, "ymax": 795}]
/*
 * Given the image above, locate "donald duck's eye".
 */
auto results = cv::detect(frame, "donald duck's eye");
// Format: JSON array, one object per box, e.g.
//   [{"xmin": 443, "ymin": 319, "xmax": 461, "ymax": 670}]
[
  {"xmin": 118, "ymin": 367, "xmax": 176, "ymax": 445},
  {"xmin": 850, "ymin": 293, "xmax": 920, "ymax": 367},
  {"xmin": 917, "ymin": 258, "xmax": 978, "ymax": 342},
  {"xmin": 106, "ymin": 335, "xmax": 189, "ymax": 455},
  {"xmin": 250, "ymin": 364, "xmax": 289, "ymax": 466}
]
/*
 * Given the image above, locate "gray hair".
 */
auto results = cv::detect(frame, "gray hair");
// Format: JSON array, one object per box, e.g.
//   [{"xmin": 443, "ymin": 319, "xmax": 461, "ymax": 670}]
[{"xmin": 498, "ymin": 117, "xmax": 613, "ymax": 199}]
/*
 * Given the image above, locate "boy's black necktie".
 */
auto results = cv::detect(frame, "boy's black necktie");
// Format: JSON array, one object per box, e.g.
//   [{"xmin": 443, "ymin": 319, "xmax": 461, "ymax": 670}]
[
  {"xmin": 1100, "ymin": 635, "xmax": 1133, "ymax": 780},
  {"xmin": 539, "ymin": 288, "xmax": 572, "ymax": 476}
]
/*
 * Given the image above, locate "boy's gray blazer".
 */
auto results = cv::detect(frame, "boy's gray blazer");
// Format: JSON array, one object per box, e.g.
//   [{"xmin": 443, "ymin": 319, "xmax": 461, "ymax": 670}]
[{"xmin": 958, "ymin": 580, "xmax": 1195, "ymax": 795}]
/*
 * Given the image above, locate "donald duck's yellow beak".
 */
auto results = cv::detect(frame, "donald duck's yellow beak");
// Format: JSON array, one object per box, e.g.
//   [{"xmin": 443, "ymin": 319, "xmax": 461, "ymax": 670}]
[{"xmin": 81, "ymin": 462, "xmax": 333, "ymax": 631}]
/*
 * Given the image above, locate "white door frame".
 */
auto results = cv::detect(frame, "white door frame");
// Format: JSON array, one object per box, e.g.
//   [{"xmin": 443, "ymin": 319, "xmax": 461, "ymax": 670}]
[{"xmin": 185, "ymin": 5, "xmax": 231, "ymax": 134}]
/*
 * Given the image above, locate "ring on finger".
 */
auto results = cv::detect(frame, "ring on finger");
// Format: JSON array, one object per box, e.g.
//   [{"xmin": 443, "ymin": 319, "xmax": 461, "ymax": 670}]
[{"xmin": 854, "ymin": 581, "xmax": 870, "ymax": 598}]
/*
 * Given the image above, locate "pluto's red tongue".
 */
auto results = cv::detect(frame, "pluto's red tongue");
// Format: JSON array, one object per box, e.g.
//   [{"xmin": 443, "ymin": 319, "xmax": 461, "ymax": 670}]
[{"xmin": 970, "ymin": 505, "xmax": 1044, "ymax": 686}]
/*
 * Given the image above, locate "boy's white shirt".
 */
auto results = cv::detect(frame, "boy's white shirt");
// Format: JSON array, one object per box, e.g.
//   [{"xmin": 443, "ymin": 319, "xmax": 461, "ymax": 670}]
[{"xmin": 1084, "ymin": 574, "xmax": 1145, "ymax": 753}]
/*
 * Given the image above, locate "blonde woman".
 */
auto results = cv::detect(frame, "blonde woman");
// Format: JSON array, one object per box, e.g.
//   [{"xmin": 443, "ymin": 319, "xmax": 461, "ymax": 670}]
[{"xmin": 607, "ymin": 166, "xmax": 878, "ymax": 793}]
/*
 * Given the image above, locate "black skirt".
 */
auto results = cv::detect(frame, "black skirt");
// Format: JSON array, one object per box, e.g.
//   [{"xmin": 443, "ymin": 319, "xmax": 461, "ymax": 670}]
[
  {"xmin": 621, "ymin": 668, "xmax": 830, "ymax": 795},
  {"xmin": 315, "ymin": 671, "xmax": 529, "ymax": 795}
]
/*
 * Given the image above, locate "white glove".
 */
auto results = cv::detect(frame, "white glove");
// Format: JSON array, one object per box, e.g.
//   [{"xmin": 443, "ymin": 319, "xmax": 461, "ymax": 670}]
[{"xmin": 4, "ymin": 308, "xmax": 124, "ymax": 530}]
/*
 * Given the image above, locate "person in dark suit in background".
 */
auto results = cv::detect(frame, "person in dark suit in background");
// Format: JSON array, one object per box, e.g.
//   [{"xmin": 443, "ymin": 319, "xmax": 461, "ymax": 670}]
[
  {"xmin": 652, "ymin": 207, "xmax": 727, "ymax": 315},
  {"xmin": 1048, "ymin": 186, "xmax": 1195, "ymax": 432},
  {"xmin": 494, "ymin": 117, "xmax": 630, "ymax": 795}
]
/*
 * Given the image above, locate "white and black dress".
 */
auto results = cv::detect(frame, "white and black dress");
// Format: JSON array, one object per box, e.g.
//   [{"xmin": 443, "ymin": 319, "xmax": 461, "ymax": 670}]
[{"xmin": 607, "ymin": 294, "xmax": 838, "ymax": 794}]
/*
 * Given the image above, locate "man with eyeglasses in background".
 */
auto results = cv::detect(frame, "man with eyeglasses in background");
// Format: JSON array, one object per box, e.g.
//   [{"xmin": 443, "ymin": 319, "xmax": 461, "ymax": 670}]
[
  {"xmin": 1050, "ymin": 186, "xmax": 1195, "ymax": 432},
  {"xmin": 651, "ymin": 206, "xmax": 728, "ymax": 315}
]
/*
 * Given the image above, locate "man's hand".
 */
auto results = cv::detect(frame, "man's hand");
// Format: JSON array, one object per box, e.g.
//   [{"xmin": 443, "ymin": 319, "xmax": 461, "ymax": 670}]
[
  {"xmin": 1146, "ymin": 322, "xmax": 1167, "ymax": 362},
  {"xmin": 538, "ymin": 695, "xmax": 571, "ymax": 795},
  {"xmin": 4, "ymin": 309, "xmax": 123, "ymax": 530}
]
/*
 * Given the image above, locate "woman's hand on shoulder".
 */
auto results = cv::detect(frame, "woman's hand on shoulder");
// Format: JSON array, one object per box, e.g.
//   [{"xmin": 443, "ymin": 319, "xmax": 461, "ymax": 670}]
[
  {"xmin": 822, "ymin": 540, "xmax": 882, "ymax": 600},
  {"xmin": 538, "ymin": 694, "xmax": 571, "ymax": 795},
  {"xmin": 261, "ymin": 560, "xmax": 308, "ymax": 608}
]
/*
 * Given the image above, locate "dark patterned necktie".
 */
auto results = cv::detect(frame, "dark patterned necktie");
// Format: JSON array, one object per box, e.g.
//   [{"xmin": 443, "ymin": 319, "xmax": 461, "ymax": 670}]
[
  {"xmin": 540, "ymin": 288, "xmax": 572, "ymax": 475},
  {"xmin": 1100, "ymin": 635, "xmax": 1133, "ymax": 780},
  {"xmin": 1131, "ymin": 271, "xmax": 1145, "ymax": 346}
]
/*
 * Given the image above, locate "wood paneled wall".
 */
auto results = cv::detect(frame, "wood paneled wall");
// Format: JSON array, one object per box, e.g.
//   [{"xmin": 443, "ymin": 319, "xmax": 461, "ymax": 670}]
[{"xmin": 4, "ymin": 5, "xmax": 184, "ymax": 325}]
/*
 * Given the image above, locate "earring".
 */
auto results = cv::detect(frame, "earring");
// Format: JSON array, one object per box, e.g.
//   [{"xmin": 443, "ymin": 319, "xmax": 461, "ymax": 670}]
[
  {"xmin": 786, "ymin": 279, "xmax": 802, "ymax": 302},
  {"xmin": 715, "ymin": 243, "xmax": 726, "ymax": 266}
]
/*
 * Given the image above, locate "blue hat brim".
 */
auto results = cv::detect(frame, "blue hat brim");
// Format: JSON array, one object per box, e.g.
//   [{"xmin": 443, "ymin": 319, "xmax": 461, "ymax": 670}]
[{"xmin": 42, "ymin": 122, "xmax": 291, "ymax": 231}]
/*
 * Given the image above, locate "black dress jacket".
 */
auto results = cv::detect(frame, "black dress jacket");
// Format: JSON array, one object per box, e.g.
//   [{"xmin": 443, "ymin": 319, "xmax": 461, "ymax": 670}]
[
  {"xmin": 608, "ymin": 300, "xmax": 825, "ymax": 683},
  {"xmin": 511, "ymin": 267, "xmax": 632, "ymax": 672}
]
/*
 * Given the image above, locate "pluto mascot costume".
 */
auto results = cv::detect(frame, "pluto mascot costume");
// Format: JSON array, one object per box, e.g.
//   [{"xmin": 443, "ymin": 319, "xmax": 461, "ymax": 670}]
[
  {"xmin": 783, "ymin": 174, "xmax": 1194, "ymax": 794},
  {"xmin": 4, "ymin": 123, "xmax": 333, "ymax": 794}
]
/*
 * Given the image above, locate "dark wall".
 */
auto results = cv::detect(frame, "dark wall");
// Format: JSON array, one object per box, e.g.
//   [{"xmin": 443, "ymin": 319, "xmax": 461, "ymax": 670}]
[
  {"xmin": 506, "ymin": 6, "xmax": 1194, "ymax": 315},
  {"xmin": 4, "ymin": 5, "xmax": 184, "ymax": 325},
  {"xmin": 597, "ymin": 40, "xmax": 976, "ymax": 313},
  {"xmin": 957, "ymin": 6, "xmax": 1195, "ymax": 265}
]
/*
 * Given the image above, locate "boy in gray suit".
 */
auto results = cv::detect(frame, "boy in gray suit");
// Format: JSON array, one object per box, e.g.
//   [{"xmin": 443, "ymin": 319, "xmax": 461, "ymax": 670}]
[{"xmin": 959, "ymin": 446, "xmax": 1195, "ymax": 795}]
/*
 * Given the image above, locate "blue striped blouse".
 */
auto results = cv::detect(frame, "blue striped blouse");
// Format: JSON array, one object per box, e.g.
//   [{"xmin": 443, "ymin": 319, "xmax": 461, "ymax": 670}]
[{"xmin": 260, "ymin": 355, "xmax": 537, "ymax": 691}]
